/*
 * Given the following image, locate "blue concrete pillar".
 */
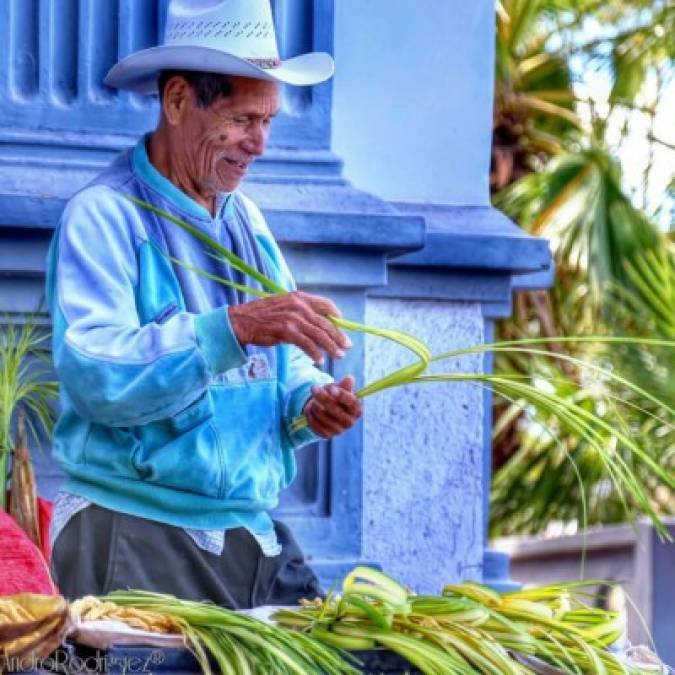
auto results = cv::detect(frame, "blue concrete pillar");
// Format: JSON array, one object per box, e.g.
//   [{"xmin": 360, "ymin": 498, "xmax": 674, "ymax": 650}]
[
  {"xmin": 364, "ymin": 207, "xmax": 551, "ymax": 592},
  {"xmin": 331, "ymin": 0, "xmax": 554, "ymax": 590}
]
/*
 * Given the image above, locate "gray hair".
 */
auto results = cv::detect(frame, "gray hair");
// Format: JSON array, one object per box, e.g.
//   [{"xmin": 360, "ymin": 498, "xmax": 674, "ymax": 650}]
[{"xmin": 157, "ymin": 70, "xmax": 234, "ymax": 108}]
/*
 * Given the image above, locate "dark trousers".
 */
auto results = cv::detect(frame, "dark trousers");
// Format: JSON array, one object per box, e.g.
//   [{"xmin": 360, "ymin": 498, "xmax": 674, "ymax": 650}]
[{"xmin": 51, "ymin": 504, "xmax": 322, "ymax": 609}]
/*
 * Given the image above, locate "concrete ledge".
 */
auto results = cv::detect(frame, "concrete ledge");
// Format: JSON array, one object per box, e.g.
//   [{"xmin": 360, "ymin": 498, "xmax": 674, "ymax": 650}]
[
  {"xmin": 266, "ymin": 210, "xmax": 426, "ymax": 254},
  {"xmin": 390, "ymin": 204, "xmax": 552, "ymax": 275},
  {"xmin": 0, "ymin": 195, "xmax": 426, "ymax": 257},
  {"xmin": 494, "ymin": 522, "xmax": 651, "ymax": 559}
]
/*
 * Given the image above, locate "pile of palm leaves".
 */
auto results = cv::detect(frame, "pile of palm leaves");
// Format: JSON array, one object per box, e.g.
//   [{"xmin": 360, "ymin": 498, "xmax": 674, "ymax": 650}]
[
  {"xmin": 72, "ymin": 566, "xmax": 664, "ymax": 674},
  {"xmin": 96, "ymin": 590, "xmax": 359, "ymax": 675},
  {"xmin": 2, "ymin": 569, "xmax": 666, "ymax": 674},
  {"xmin": 274, "ymin": 566, "xmax": 656, "ymax": 675}
]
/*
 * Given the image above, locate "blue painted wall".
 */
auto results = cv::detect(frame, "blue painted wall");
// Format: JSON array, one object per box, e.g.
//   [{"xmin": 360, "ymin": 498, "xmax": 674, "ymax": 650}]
[
  {"xmin": 332, "ymin": 0, "xmax": 495, "ymax": 205},
  {"xmin": 0, "ymin": 0, "xmax": 552, "ymax": 590},
  {"xmin": 0, "ymin": 0, "xmax": 330, "ymax": 149}
]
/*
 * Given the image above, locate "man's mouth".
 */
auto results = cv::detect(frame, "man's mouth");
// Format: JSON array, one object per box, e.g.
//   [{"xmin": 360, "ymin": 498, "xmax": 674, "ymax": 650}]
[{"xmin": 224, "ymin": 158, "xmax": 248, "ymax": 172}]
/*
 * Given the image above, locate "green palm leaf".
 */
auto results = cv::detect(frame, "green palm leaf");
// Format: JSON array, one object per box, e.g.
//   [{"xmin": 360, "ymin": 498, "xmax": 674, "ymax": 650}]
[{"xmin": 0, "ymin": 317, "xmax": 59, "ymax": 510}]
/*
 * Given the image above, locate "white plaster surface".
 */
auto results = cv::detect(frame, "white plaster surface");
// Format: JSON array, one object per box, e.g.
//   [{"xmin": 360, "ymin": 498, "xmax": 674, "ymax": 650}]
[
  {"xmin": 332, "ymin": 0, "xmax": 495, "ymax": 205},
  {"xmin": 363, "ymin": 299, "xmax": 485, "ymax": 593}
]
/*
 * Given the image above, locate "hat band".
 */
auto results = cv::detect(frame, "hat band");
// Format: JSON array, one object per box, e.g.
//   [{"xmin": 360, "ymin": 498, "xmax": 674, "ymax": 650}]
[{"xmin": 245, "ymin": 57, "xmax": 281, "ymax": 69}]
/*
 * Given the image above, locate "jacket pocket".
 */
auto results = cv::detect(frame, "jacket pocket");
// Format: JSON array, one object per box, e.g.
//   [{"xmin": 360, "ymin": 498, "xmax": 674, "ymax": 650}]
[
  {"xmin": 131, "ymin": 390, "xmax": 225, "ymax": 498},
  {"xmin": 83, "ymin": 424, "xmax": 142, "ymax": 476},
  {"xmin": 210, "ymin": 379, "xmax": 282, "ymax": 503}
]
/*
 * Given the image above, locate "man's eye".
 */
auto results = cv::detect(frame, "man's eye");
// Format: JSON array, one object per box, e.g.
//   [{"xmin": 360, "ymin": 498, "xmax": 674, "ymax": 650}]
[{"xmin": 234, "ymin": 116, "xmax": 250, "ymax": 124}]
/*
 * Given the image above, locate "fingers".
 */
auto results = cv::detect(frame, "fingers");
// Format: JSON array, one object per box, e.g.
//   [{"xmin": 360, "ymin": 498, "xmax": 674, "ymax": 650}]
[
  {"xmin": 305, "ymin": 379, "xmax": 363, "ymax": 439},
  {"xmin": 306, "ymin": 403, "xmax": 344, "ymax": 437},
  {"xmin": 312, "ymin": 381, "xmax": 361, "ymax": 416},
  {"xmin": 286, "ymin": 328, "xmax": 326, "ymax": 365},
  {"xmin": 292, "ymin": 316, "xmax": 348, "ymax": 362},
  {"xmin": 299, "ymin": 291, "xmax": 342, "ymax": 319},
  {"xmin": 337, "ymin": 375, "xmax": 355, "ymax": 391},
  {"xmin": 313, "ymin": 400, "xmax": 358, "ymax": 429},
  {"xmin": 285, "ymin": 297, "xmax": 350, "ymax": 363},
  {"xmin": 293, "ymin": 292, "xmax": 351, "ymax": 353},
  {"xmin": 302, "ymin": 310, "xmax": 351, "ymax": 353},
  {"xmin": 228, "ymin": 292, "xmax": 353, "ymax": 365},
  {"xmin": 312, "ymin": 384, "xmax": 362, "ymax": 418}
]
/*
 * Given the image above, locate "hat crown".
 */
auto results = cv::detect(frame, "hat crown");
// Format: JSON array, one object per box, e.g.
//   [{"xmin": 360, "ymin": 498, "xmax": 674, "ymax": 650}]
[{"xmin": 164, "ymin": 0, "xmax": 280, "ymax": 61}]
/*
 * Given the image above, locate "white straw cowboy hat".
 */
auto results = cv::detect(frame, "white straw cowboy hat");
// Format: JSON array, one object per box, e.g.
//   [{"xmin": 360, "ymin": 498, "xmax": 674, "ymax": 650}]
[{"xmin": 105, "ymin": 0, "xmax": 334, "ymax": 94}]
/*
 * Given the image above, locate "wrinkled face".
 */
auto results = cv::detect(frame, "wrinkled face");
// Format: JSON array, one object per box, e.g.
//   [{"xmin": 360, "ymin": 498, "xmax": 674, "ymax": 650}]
[{"xmin": 175, "ymin": 76, "xmax": 280, "ymax": 193}]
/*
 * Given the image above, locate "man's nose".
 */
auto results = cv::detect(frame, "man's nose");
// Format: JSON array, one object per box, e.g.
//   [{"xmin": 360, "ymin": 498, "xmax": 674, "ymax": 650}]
[{"xmin": 243, "ymin": 123, "xmax": 267, "ymax": 156}]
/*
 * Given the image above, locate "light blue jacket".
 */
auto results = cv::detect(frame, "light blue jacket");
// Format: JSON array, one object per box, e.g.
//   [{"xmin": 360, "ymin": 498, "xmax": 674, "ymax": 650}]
[{"xmin": 46, "ymin": 137, "xmax": 331, "ymax": 537}]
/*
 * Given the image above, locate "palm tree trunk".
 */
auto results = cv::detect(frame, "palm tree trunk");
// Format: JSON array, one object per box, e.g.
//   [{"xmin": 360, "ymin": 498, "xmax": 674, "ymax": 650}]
[{"xmin": 9, "ymin": 409, "xmax": 41, "ymax": 549}]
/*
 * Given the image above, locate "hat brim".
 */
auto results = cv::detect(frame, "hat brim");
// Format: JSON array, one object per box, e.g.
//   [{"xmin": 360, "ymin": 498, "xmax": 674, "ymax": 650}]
[{"xmin": 104, "ymin": 45, "xmax": 334, "ymax": 93}]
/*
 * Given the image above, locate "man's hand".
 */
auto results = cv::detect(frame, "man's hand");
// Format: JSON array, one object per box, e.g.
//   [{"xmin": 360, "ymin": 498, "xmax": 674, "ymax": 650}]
[
  {"xmin": 228, "ymin": 291, "xmax": 351, "ymax": 364},
  {"xmin": 304, "ymin": 376, "xmax": 362, "ymax": 439}
]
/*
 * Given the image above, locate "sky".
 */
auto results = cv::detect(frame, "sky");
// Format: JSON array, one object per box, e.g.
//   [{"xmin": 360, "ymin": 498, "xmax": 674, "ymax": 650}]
[
  {"xmin": 566, "ymin": 10, "xmax": 674, "ymax": 230},
  {"xmin": 573, "ymin": 60, "xmax": 675, "ymax": 230}
]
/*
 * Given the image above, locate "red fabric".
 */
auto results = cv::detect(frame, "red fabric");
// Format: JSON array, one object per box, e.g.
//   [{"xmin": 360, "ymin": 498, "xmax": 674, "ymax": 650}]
[
  {"xmin": 38, "ymin": 498, "xmax": 53, "ymax": 562},
  {"xmin": 0, "ymin": 510, "xmax": 56, "ymax": 596}
]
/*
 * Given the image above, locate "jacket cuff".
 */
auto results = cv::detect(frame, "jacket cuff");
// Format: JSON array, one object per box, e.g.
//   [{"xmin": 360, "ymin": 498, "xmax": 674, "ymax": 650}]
[
  {"xmin": 286, "ymin": 381, "xmax": 325, "ymax": 448},
  {"xmin": 195, "ymin": 307, "xmax": 248, "ymax": 375}
]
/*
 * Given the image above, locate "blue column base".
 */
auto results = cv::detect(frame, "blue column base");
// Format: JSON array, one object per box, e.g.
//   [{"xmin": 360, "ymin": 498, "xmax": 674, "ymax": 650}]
[{"xmin": 482, "ymin": 549, "xmax": 521, "ymax": 593}]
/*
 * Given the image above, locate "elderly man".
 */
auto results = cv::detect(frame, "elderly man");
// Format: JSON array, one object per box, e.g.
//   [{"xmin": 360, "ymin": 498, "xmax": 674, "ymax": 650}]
[{"xmin": 46, "ymin": 0, "xmax": 361, "ymax": 608}]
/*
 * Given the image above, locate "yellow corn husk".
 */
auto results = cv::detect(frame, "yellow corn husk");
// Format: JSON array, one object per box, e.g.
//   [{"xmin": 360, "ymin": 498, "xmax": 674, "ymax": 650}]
[
  {"xmin": 9, "ymin": 410, "xmax": 41, "ymax": 551},
  {"xmin": 70, "ymin": 596, "xmax": 182, "ymax": 634},
  {"xmin": 0, "ymin": 594, "xmax": 70, "ymax": 660}
]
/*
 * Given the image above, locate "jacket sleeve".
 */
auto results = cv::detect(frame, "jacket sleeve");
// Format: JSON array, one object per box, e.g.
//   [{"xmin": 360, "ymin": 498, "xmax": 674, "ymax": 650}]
[
  {"xmin": 238, "ymin": 193, "xmax": 334, "ymax": 448},
  {"xmin": 48, "ymin": 185, "xmax": 248, "ymax": 427}
]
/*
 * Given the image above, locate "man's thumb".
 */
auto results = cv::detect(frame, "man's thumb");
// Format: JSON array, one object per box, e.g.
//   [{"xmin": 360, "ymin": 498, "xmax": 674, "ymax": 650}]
[{"xmin": 338, "ymin": 375, "xmax": 355, "ymax": 391}]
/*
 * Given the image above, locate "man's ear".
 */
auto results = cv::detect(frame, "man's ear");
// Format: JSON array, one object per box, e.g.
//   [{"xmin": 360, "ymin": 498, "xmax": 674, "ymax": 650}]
[{"xmin": 162, "ymin": 76, "xmax": 193, "ymax": 126}]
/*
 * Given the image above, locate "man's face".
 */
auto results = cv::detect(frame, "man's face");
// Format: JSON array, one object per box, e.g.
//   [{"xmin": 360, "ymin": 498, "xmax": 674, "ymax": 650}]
[{"xmin": 179, "ymin": 76, "xmax": 280, "ymax": 193}]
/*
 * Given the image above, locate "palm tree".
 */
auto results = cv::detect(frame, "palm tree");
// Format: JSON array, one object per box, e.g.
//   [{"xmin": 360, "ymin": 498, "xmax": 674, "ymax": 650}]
[
  {"xmin": 489, "ymin": 0, "xmax": 675, "ymax": 535},
  {"xmin": 492, "ymin": 0, "xmax": 674, "ymax": 194},
  {"xmin": 490, "ymin": 239, "xmax": 674, "ymax": 536},
  {"xmin": 0, "ymin": 319, "xmax": 58, "ymax": 521}
]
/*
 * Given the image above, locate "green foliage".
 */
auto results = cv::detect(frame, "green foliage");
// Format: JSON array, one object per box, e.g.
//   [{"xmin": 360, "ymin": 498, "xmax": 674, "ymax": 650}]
[
  {"xmin": 490, "ymin": 244, "xmax": 674, "ymax": 537},
  {"xmin": 0, "ymin": 319, "xmax": 58, "ymax": 510},
  {"xmin": 495, "ymin": 148, "xmax": 661, "ymax": 302},
  {"xmin": 493, "ymin": 0, "xmax": 582, "ymax": 189},
  {"xmin": 607, "ymin": 4, "xmax": 674, "ymax": 103},
  {"xmin": 490, "ymin": 0, "xmax": 674, "ymax": 536},
  {"xmin": 102, "ymin": 590, "xmax": 359, "ymax": 675}
]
